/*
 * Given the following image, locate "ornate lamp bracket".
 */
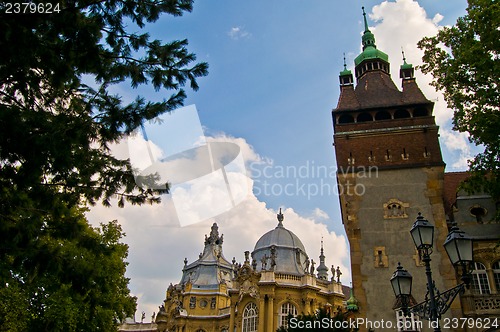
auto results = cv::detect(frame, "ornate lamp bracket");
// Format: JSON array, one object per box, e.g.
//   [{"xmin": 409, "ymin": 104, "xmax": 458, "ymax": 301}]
[{"xmin": 409, "ymin": 283, "xmax": 464, "ymax": 320}]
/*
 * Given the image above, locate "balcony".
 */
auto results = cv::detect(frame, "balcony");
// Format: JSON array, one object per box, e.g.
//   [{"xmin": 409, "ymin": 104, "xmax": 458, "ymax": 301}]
[{"xmin": 461, "ymin": 293, "xmax": 500, "ymax": 316}]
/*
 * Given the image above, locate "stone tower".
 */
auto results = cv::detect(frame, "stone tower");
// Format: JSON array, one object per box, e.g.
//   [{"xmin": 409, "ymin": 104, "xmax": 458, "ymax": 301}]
[{"xmin": 332, "ymin": 8, "xmax": 457, "ymax": 330}]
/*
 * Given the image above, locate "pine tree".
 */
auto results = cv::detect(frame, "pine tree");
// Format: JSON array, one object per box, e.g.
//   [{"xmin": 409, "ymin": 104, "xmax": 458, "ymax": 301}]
[{"xmin": 0, "ymin": 0, "xmax": 208, "ymax": 330}]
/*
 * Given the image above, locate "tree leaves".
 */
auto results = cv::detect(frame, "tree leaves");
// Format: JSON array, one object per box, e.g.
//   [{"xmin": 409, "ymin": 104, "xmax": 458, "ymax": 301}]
[{"xmin": 418, "ymin": 0, "xmax": 500, "ymax": 201}]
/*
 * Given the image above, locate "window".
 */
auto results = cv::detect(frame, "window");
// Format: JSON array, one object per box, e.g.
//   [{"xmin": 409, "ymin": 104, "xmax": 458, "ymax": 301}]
[
  {"xmin": 396, "ymin": 310, "xmax": 421, "ymax": 331},
  {"xmin": 338, "ymin": 114, "xmax": 354, "ymax": 124},
  {"xmin": 471, "ymin": 262, "xmax": 491, "ymax": 294},
  {"xmin": 211, "ymin": 297, "xmax": 216, "ymax": 309},
  {"xmin": 470, "ymin": 206, "xmax": 487, "ymax": 223},
  {"xmin": 493, "ymin": 261, "xmax": 500, "ymax": 292},
  {"xmin": 242, "ymin": 302, "xmax": 258, "ymax": 332},
  {"xmin": 413, "ymin": 108, "xmax": 428, "ymax": 117},
  {"xmin": 357, "ymin": 112, "xmax": 373, "ymax": 122},
  {"xmin": 383, "ymin": 199, "xmax": 408, "ymax": 219},
  {"xmin": 394, "ymin": 109, "xmax": 411, "ymax": 119},
  {"xmin": 375, "ymin": 111, "xmax": 391, "ymax": 120},
  {"xmin": 279, "ymin": 302, "xmax": 298, "ymax": 328}
]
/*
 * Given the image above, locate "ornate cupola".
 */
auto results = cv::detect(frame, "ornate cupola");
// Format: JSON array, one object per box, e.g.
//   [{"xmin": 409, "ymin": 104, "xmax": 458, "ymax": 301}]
[
  {"xmin": 354, "ymin": 7, "xmax": 390, "ymax": 79},
  {"xmin": 180, "ymin": 223, "xmax": 234, "ymax": 287}
]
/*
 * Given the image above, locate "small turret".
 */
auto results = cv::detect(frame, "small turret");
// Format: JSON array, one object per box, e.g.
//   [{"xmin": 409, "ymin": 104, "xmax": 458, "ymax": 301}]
[
  {"xmin": 399, "ymin": 49, "xmax": 415, "ymax": 81},
  {"xmin": 339, "ymin": 53, "xmax": 354, "ymax": 87}
]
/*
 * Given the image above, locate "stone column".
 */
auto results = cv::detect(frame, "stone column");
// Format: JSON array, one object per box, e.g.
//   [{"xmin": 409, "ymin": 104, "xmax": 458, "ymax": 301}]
[
  {"xmin": 229, "ymin": 302, "xmax": 235, "ymax": 332},
  {"xmin": 303, "ymin": 297, "xmax": 311, "ymax": 315},
  {"xmin": 267, "ymin": 296, "xmax": 274, "ymax": 332},
  {"xmin": 258, "ymin": 297, "xmax": 265, "ymax": 332},
  {"xmin": 486, "ymin": 267, "xmax": 498, "ymax": 294}
]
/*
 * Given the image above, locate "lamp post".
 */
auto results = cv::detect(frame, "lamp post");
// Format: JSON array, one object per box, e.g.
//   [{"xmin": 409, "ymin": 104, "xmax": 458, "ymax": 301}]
[{"xmin": 391, "ymin": 213, "xmax": 473, "ymax": 332}]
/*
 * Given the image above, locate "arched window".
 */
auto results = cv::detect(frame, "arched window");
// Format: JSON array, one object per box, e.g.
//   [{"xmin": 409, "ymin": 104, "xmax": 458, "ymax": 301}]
[
  {"xmin": 471, "ymin": 262, "xmax": 491, "ymax": 294},
  {"xmin": 493, "ymin": 261, "xmax": 500, "ymax": 292},
  {"xmin": 375, "ymin": 111, "xmax": 391, "ymax": 120},
  {"xmin": 394, "ymin": 109, "xmax": 411, "ymax": 119},
  {"xmin": 338, "ymin": 114, "xmax": 354, "ymax": 124},
  {"xmin": 278, "ymin": 302, "xmax": 298, "ymax": 328},
  {"xmin": 357, "ymin": 112, "xmax": 373, "ymax": 122},
  {"xmin": 470, "ymin": 206, "xmax": 487, "ymax": 223},
  {"xmin": 242, "ymin": 302, "xmax": 258, "ymax": 332},
  {"xmin": 413, "ymin": 108, "xmax": 428, "ymax": 117}
]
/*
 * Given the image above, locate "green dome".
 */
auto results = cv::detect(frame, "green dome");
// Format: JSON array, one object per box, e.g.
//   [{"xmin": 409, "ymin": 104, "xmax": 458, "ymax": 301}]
[
  {"xmin": 354, "ymin": 46, "xmax": 389, "ymax": 66},
  {"xmin": 400, "ymin": 60, "xmax": 413, "ymax": 70}
]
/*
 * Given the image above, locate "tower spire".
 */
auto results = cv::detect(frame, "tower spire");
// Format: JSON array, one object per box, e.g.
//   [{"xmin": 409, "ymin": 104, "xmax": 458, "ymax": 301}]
[
  {"xmin": 361, "ymin": 7, "xmax": 377, "ymax": 50},
  {"xmin": 354, "ymin": 6, "xmax": 389, "ymax": 78},
  {"xmin": 362, "ymin": 6, "xmax": 370, "ymax": 33},
  {"xmin": 317, "ymin": 236, "xmax": 329, "ymax": 280}
]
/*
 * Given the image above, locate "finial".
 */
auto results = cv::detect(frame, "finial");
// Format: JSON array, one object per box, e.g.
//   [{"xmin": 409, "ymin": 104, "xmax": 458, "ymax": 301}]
[
  {"xmin": 343, "ymin": 53, "xmax": 347, "ymax": 71},
  {"xmin": 401, "ymin": 47, "xmax": 407, "ymax": 64},
  {"xmin": 362, "ymin": 6, "xmax": 370, "ymax": 32},
  {"xmin": 277, "ymin": 208, "xmax": 284, "ymax": 227}
]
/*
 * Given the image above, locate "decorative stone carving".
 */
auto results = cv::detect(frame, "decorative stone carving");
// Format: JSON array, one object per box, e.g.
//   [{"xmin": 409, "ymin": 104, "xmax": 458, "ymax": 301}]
[{"xmin": 383, "ymin": 199, "xmax": 409, "ymax": 219}]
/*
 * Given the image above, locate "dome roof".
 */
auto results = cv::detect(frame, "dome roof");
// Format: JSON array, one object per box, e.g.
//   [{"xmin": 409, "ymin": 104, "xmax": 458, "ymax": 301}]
[
  {"xmin": 251, "ymin": 210, "xmax": 309, "ymax": 275},
  {"xmin": 254, "ymin": 225, "xmax": 306, "ymax": 252}
]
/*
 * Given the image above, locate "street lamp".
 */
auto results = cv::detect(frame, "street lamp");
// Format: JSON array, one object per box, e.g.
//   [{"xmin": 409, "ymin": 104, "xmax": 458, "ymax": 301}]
[
  {"xmin": 410, "ymin": 213, "xmax": 434, "ymax": 251},
  {"xmin": 390, "ymin": 262, "xmax": 412, "ymax": 298},
  {"xmin": 390, "ymin": 263, "xmax": 412, "ymax": 316},
  {"xmin": 391, "ymin": 213, "xmax": 473, "ymax": 332},
  {"xmin": 444, "ymin": 224, "xmax": 474, "ymax": 286}
]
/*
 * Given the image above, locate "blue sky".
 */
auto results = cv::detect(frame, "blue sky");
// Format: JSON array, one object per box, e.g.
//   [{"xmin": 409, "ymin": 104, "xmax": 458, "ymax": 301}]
[{"xmin": 88, "ymin": 0, "xmax": 476, "ymax": 320}]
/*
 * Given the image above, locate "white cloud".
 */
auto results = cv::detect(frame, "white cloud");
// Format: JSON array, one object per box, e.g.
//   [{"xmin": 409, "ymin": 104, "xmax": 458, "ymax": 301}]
[
  {"xmin": 440, "ymin": 129, "xmax": 474, "ymax": 169},
  {"xmin": 367, "ymin": 0, "xmax": 471, "ymax": 170},
  {"xmin": 228, "ymin": 26, "xmax": 251, "ymax": 40},
  {"xmin": 87, "ymin": 133, "xmax": 349, "ymax": 321}
]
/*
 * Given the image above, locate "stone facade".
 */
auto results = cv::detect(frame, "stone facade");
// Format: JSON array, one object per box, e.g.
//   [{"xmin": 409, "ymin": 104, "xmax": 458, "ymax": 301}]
[{"xmin": 333, "ymin": 9, "xmax": 499, "ymax": 332}]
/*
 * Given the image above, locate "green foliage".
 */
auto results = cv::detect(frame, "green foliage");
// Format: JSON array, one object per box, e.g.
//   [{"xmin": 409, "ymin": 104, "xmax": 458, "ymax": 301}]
[
  {"xmin": 277, "ymin": 308, "xmax": 358, "ymax": 332},
  {"xmin": 0, "ymin": 0, "xmax": 208, "ymax": 330},
  {"xmin": 418, "ymin": 0, "xmax": 500, "ymax": 202},
  {"xmin": 0, "ymin": 209, "xmax": 136, "ymax": 331}
]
